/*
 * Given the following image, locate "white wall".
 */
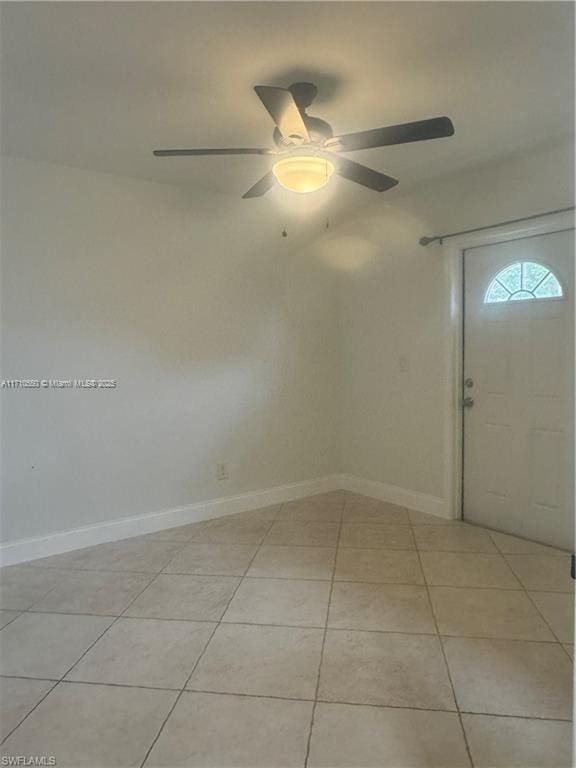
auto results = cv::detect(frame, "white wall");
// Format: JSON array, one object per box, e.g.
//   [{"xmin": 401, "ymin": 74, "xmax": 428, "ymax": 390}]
[
  {"xmin": 321, "ymin": 139, "xmax": 574, "ymax": 505},
  {"xmin": 2, "ymin": 139, "xmax": 573, "ymax": 546},
  {"xmin": 0, "ymin": 157, "xmax": 341, "ymax": 543}
]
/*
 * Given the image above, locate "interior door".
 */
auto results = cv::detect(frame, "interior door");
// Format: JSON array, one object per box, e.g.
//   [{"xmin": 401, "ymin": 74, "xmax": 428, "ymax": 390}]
[{"xmin": 463, "ymin": 228, "xmax": 574, "ymax": 550}]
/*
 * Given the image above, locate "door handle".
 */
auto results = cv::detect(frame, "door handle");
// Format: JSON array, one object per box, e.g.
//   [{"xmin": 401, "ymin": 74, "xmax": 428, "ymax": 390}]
[{"xmin": 461, "ymin": 396, "xmax": 475, "ymax": 408}]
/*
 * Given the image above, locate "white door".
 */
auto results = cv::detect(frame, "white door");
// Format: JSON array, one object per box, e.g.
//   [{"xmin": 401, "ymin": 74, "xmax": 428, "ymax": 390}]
[{"xmin": 463, "ymin": 228, "xmax": 574, "ymax": 550}]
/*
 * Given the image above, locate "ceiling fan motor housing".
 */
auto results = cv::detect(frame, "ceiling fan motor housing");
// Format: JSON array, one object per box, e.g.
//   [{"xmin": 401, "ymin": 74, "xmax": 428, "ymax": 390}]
[
  {"xmin": 273, "ymin": 116, "xmax": 334, "ymax": 148},
  {"xmin": 272, "ymin": 82, "xmax": 333, "ymax": 148}
]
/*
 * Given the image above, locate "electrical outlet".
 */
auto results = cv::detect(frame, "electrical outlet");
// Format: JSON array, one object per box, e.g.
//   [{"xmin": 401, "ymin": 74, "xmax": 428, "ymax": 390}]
[{"xmin": 216, "ymin": 462, "xmax": 229, "ymax": 482}]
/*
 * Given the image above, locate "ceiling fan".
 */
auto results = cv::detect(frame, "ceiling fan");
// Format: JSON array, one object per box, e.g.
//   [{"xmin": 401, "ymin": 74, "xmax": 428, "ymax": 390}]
[{"xmin": 153, "ymin": 82, "xmax": 455, "ymax": 199}]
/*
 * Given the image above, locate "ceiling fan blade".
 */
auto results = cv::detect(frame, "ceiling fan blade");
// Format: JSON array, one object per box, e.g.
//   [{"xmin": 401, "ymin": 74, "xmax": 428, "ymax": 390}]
[
  {"xmin": 242, "ymin": 171, "xmax": 276, "ymax": 199},
  {"xmin": 254, "ymin": 86, "xmax": 310, "ymax": 142},
  {"xmin": 336, "ymin": 157, "xmax": 398, "ymax": 192},
  {"xmin": 331, "ymin": 117, "xmax": 454, "ymax": 152},
  {"xmin": 153, "ymin": 148, "xmax": 276, "ymax": 156}
]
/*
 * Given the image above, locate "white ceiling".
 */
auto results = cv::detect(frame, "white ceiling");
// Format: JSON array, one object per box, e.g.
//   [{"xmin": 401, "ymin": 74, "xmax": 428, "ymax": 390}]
[{"xmin": 1, "ymin": 1, "xmax": 573, "ymax": 199}]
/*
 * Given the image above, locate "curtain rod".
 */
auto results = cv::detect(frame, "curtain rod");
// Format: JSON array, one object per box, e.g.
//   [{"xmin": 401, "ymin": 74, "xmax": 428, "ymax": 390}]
[{"xmin": 419, "ymin": 206, "xmax": 575, "ymax": 246}]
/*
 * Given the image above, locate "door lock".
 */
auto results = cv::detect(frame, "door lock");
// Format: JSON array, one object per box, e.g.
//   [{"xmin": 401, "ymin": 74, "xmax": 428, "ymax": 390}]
[
  {"xmin": 462, "ymin": 396, "xmax": 475, "ymax": 408},
  {"xmin": 464, "ymin": 378, "xmax": 474, "ymax": 388}
]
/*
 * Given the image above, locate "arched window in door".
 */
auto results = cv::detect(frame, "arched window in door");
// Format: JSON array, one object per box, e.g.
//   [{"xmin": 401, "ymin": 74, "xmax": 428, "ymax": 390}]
[{"xmin": 484, "ymin": 261, "xmax": 563, "ymax": 303}]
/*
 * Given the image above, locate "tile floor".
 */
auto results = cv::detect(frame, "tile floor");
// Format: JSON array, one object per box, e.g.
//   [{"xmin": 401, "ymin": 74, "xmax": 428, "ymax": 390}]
[{"xmin": 0, "ymin": 491, "xmax": 573, "ymax": 767}]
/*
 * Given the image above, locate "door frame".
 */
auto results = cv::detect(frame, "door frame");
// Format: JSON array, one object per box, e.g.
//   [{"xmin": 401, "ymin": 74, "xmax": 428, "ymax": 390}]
[{"xmin": 441, "ymin": 210, "xmax": 575, "ymax": 521}]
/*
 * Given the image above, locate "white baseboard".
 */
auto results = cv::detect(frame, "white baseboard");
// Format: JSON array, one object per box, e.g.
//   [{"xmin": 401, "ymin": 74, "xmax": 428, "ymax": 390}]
[
  {"xmin": 1, "ymin": 473, "xmax": 450, "ymax": 567},
  {"xmin": 338, "ymin": 473, "xmax": 449, "ymax": 519},
  {"xmin": 0, "ymin": 474, "xmax": 342, "ymax": 567}
]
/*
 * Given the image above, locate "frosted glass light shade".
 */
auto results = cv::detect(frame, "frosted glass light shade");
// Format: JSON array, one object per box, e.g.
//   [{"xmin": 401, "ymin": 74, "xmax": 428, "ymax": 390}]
[{"xmin": 272, "ymin": 155, "xmax": 335, "ymax": 193}]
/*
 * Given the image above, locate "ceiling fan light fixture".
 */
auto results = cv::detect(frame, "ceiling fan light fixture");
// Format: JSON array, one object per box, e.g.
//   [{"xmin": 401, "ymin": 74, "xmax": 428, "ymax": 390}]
[
  {"xmin": 153, "ymin": 83, "xmax": 455, "ymax": 198},
  {"xmin": 272, "ymin": 155, "xmax": 335, "ymax": 194}
]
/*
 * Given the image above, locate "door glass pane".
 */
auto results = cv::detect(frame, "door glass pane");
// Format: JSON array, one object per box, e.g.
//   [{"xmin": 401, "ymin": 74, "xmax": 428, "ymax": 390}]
[
  {"xmin": 485, "ymin": 281, "xmax": 510, "ymax": 303},
  {"xmin": 485, "ymin": 262, "xmax": 563, "ymax": 303},
  {"xmin": 497, "ymin": 263, "xmax": 522, "ymax": 293},
  {"xmin": 523, "ymin": 261, "xmax": 550, "ymax": 291},
  {"xmin": 534, "ymin": 272, "xmax": 563, "ymax": 298}
]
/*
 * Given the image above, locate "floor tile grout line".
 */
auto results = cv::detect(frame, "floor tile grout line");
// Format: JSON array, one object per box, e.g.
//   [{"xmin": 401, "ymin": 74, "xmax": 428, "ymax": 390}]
[
  {"xmin": 1, "ymin": 617, "xmax": 570, "ymax": 645},
  {"xmin": 107, "ymin": 537, "xmax": 258, "ymax": 623},
  {"xmin": 521, "ymin": 592, "xmax": 572, "ymax": 652},
  {"xmin": 303, "ymin": 499, "xmax": 345, "ymax": 768},
  {"xmin": 0, "ymin": 612, "xmax": 22, "ymax": 631},
  {"xmin": 452, "ymin": 709, "xmax": 574, "ymax": 723},
  {"xmin": 1, "ymin": 673, "xmax": 572, "ymax": 724},
  {"xmin": 484, "ymin": 531, "xmax": 537, "ymax": 590},
  {"xmin": 136, "ymin": 622, "xmax": 221, "ymax": 766},
  {"xmin": 22, "ymin": 570, "xmax": 158, "ymax": 616},
  {"xmin": 1, "ymin": 675, "xmax": 60, "ymax": 682},
  {"xmin": 3, "ymin": 575, "xmax": 573, "ymax": 621},
  {"xmin": 4, "ymin": 565, "xmax": 183, "ymax": 576},
  {"xmin": 499, "ymin": 548, "xmax": 574, "ymax": 581},
  {"xmin": 488, "ymin": 533, "xmax": 573, "ymax": 656},
  {"xmin": 9, "ymin": 611, "xmax": 219, "ymax": 624},
  {"xmin": 0, "ymin": 677, "xmax": 61, "ymax": 747},
  {"xmin": 3, "ymin": 577, "xmax": 572, "ymax": 623},
  {"xmin": 3, "ymin": 576, "xmax": 573, "ymax": 621},
  {"xmin": 483, "ymin": 527, "xmax": 571, "ymax": 556},
  {"xmin": 63, "ymin": 565, "xmax": 165, "ymax": 675},
  {"xmin": 23, "ymin": 578, "xmax": 75, "ymax": 614},
  {"xmin": 138, "ymin": 506, "xmax": 282, "ymax": 768},
  {"xmin": 4, "ymin": 517, "xmax": 279, "ymax": 573},
  {"xmin": 16, "ymin": 544, "xmax": 569, "ymax": 561},
  {"xmin": 18, "ymin": 541, "xmax": 569, "ymax": 560},
  {"xmin": 10, "ymin": 542, "xmax": 188, "ymax": 616},
  {"xmin": 0, "ymin": 544, "xmax": 186, "ymax": 744},
  {"xmin": 0, "ymin": 564, "xmax": 160, "ymax": 747},
  {"xmin": 6, "ymin": 541, "xmax": 570, "ymax": 574},
  {"xmin": 63, "ymin": 679, "xmax": 181, "ymax": 693},
  {"xmin": 408, "ymin": 515, "xmax": 476, "ymax": 768}
]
